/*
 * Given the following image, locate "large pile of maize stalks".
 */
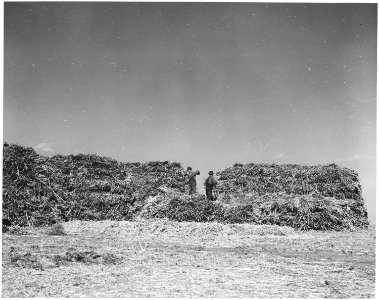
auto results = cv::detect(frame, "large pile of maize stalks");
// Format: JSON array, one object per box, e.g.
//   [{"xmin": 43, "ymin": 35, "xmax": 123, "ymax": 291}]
[
  {"xmin": 139, "ymin": 189, "xmax": 368, "ymax": 231},
  {"xmin": 3, "ymin": 143, "xmax": 369, "ymax": 230},
  {"xmin": 3, "ymin": 143, "xmax": 186, "ymax": 226},
  {"xmin": 212, "ymin": 163, "xmax": 368, "ymax": 230},
  {"xmin": 216, "ymin": 163, "xmax": 363, "ymax": 201}
]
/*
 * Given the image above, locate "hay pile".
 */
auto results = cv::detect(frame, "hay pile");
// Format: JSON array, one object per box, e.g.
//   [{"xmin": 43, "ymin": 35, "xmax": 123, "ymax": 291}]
[
  {"xmin": 217, "ymin": 163, "xmax": 363, "ymax": 201},
  {"xmin": 139, "ymin": 191, "xmax": 367, "ymax": 231},
  {"xmin": 3, "ymin": 143, "xmax": 186, "ymax": 226},
  {"xmin": 214, "ymin": 163, "xmax": 368, "ymax": 230},
  {"xmin": 3, "ymin": 143, "xmax": 369, "ymax": 230},
  {"xmin": 139, "ymin": 189, "xmax": 224, "ymax": 223},
  {"xmin": 138, "ymin": 162, "xmax": 369, "ymax": 230},
  {"xmin": 137, "ymin": 164, "xmax": 368, "ymax": 230}
]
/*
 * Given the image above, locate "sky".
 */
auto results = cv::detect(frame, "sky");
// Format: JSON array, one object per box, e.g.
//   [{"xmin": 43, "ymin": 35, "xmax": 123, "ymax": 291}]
[{"xmin": 3, "ymin": 2, "xmax": 377, "ymax": 219}]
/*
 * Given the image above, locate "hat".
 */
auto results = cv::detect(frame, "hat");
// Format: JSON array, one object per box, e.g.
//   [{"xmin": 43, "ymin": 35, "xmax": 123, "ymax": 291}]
[
  {"xmin": 187, "ymin": 167, "xmax": 192, "ymax": 170},
  {"xmin": 208, "ymin": 171, "xmax": 214, "ymax": 175}
]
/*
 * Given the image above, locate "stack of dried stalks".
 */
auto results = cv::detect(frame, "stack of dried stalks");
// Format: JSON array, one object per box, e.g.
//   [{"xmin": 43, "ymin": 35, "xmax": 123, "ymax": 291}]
[
  {"xmin": 3, "ymin": 143, "xmax": 186, "ymax": 226},
  {"xmin": 3, "ymin": 143, "xmax": 369, "ymax": 231},
  {"xmin": 217, "ymin": 163, "xmax": 363, "ymax": 201},
  {"xmin": 222, "ymin": 193, "xmax": 368, "ymax": 230},
  {"xmin": 213, "ymin": 163, "xmax": 368, "ymax": 230},
  {"xmin": 138, "ymin": 191, "xmax": 368, "ymax": 230},
  {"xmin": 139, "ymin": 189, "xmax": 224, "ymax": 223}
]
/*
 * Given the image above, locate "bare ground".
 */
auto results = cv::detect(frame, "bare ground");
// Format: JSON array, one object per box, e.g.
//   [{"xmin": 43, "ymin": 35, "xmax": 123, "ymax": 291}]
[{"xmin": 2, "ymin": 220, "xmax": 375, "ymax": 298}]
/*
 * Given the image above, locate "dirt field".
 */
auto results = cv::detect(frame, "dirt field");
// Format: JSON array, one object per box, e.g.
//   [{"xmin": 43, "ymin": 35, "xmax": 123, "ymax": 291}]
[{"xmin": 2, "ymin": 219, "xmax": 375, "ymax": 298}]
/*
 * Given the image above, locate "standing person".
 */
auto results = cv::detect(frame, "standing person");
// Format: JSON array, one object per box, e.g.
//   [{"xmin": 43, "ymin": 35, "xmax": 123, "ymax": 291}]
[
  {"xmin": 187, "ymin": 167, "xmax": 200, "ymax": 195},
  {"xmin": 302, "ymin": 173, "xmax": 310, "ymax": 194},
  {"xmin": 205, "ymin": 171, "xmax": 217, "ymax": 200}
]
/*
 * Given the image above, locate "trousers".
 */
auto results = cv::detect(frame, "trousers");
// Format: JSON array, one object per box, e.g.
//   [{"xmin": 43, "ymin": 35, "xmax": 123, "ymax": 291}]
[
  {"xmin": 206, "ymin": 188, "xmax": 214, "ymax": 200},
  {"xmin": 189, "ymin": 182, "xmax": 196, "ymax": 195}
]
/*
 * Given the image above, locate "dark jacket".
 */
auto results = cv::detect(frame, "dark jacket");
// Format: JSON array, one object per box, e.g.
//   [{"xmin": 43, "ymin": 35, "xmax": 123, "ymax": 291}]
[
  {"xmin": 188, "ymin": 170, "xmax": 200, "ymax": 184},
  {"xmin": 205, "ymin": 175, "xmax": 217, "ymax": 200},
  {"xmin": 205, "ymin": 175, "xmax": 217, "ymax": 189}
]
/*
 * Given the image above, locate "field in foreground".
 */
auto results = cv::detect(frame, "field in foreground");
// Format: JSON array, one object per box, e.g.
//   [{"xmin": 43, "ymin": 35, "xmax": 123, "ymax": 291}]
[{"xmin": 2, "ymin": 220, "xmax": 375, "ymax": 298}]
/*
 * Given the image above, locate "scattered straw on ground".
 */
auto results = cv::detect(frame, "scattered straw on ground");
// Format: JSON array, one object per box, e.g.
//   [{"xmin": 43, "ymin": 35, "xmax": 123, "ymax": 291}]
[{"xmin": 2, "ymin": 220, "xmax": 375, "ymax": 298}]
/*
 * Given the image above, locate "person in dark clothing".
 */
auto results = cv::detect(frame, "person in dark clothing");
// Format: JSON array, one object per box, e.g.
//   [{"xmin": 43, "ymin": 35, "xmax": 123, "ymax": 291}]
[
  {"xmin": 187, "ymin": 167, "xmax": 200, "ymax": 195},
  {"xmin": 205, "ymin": 171, "xmax": 217, "ymax": 200}
]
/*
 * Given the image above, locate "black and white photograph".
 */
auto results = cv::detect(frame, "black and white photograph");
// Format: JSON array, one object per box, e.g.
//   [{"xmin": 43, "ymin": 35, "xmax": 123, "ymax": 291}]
[{"xmin": 2, "ymin": 1, "xmax": 376, "ymax": 297}]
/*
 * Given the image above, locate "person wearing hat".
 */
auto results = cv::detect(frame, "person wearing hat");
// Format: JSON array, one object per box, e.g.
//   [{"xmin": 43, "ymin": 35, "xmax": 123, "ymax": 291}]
[
  {"xmin": 187, "ymin": 167, "xmax": 200, "ymax": 195},
  {"xmin": 205, "ymin": 171, "xmax": 217, "ymax": 200}
]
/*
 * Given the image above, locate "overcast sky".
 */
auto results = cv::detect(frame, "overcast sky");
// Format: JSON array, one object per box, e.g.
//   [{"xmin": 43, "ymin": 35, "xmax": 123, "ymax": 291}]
[{"xmin": 4, "ymin": 2, "xmax": 376, "ymax": 218}]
